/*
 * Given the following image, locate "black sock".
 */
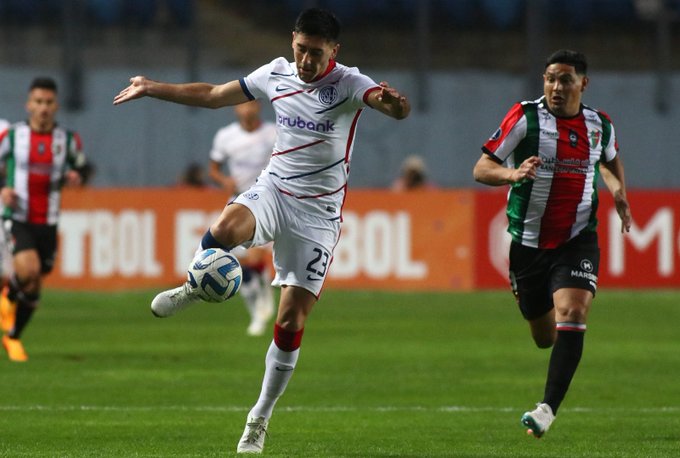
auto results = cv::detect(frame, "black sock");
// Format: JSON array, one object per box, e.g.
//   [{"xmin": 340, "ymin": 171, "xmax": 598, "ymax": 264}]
[
  {"xmin": 542, "ymin": 327, "xmax": 585, "ymax": 414},
  {"xmin": 9, "ymin": 296, "xmax": 37, "ymax": 339},
  {"xmin": 7, "ymin": 275, "xmax": 20, "ymax": 302}
]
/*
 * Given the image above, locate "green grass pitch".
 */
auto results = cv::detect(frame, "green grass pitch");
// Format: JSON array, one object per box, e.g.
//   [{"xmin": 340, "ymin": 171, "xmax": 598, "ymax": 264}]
[{"xmin": 0, "ymin": 289, "xmax": 678, "ymax": 457}]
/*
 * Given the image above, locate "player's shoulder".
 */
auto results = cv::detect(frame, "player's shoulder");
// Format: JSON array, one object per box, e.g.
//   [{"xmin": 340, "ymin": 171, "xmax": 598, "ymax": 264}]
[
  {"xmin": 5, "ymin": 120, "xmax": 29, "ymax": 133},
  {"xmin": 325, "ymin": 62, "xmax": 378, "ymax": 97},
  {"xmin": 265, "ymin": 57, "xmax": 295, "ymax": 74},
  {"xmin": 582, "ymin": 103, "xmax": 614, "ymax": 123},
  {"xmin": 55, "ymin": 125, "xmax": 80, "ymax": 138},
  {"xmin": 331, "ymin": 62, "xmax": 371, "ymax": 81},
  {"xmin": 499, "ymin": 98, "xmax": 539, "ymax": 120},
  {"xmin": 520, "ymin": 96, "xmax": 545, "ymax": 110}
]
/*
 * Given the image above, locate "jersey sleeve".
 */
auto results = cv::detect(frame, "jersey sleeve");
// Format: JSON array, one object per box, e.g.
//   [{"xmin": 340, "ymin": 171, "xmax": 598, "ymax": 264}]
[
  {"xmin": 68, "ymin": 131, "xmax": 86, "ymax": 169},
  {"xmin": 599, "ymin": 111, "xmax": 618, "ymax": 162},
  {"xmin": 344, "ymin": 67, "xmax": 380, "ymax": 108},
  {"xmin": 481, "ymin": 103, "xmax": 527, "ymax": 164},
  {"xmin": 0, "ymin": 127, "xmax": 10, "ymax": 161},
  {"xmin": 240, "ymin": 58, "xmax": 288, "ymax": 101}
]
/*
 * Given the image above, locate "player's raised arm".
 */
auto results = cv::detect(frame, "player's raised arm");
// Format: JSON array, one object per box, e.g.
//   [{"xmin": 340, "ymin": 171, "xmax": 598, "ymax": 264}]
[
  {"xmin": 366, "ymin": 81, "xmax": 411, "ymax": 120},
  {"xmin": 113, "ymin": 77, "xmax": 250, "ymax": 109}
]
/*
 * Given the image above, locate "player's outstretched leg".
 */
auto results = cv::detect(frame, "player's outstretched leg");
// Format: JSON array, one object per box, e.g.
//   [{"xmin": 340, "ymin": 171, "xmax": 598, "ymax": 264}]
[
  {"xmin": 521, "ymin": 403, "xmax": 555, "ymax": 438},
  {"xmin": 150, "ymin": 282, "xmax": 200, "ymax": 318}
]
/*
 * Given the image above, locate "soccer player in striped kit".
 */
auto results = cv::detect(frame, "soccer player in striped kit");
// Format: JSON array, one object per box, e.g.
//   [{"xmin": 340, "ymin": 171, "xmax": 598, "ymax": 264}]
[
  {"xmin": 0, "ymin": 77, "xmax": 87, "ymax": 362},
  {"xmin": 114, "ymin": 8, "xmax": 410, "ymax": 454},
  {"xmin": 473, "ymin": 50, "xmax": 632, "ymax": 438}
]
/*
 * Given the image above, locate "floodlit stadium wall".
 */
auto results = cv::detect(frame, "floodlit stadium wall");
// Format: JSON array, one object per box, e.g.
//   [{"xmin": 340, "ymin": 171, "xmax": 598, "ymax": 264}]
[{"xmin": 45, "ymin": 188, "xmax": 680, "ymax": 291}]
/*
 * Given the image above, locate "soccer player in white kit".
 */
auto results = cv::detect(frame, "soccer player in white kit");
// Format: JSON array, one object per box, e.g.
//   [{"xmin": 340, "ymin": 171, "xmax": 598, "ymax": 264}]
[
  {"xmin": 114, "ymin": 8, "xmax": 410, "ymax": 454},
  {"xmin": 209, "ymin": 100, "xmax": 277, "ymax": 336}
]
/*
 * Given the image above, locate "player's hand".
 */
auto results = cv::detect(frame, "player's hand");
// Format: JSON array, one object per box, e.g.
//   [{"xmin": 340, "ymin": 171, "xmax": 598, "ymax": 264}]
[
  {"xmin": 376, "ymin": 81, "xmax": 410, "ymax": 119},
  {"xmin": 0, "ymin": 187, "xmax": 17, "ymax": 209},
  {"xmin": 510, "ymin": 156, "xmax": 542, "ymax": 183},
  {"xmin": 113, "ymin": 76, "xmax": 150, "ymax": 105}
]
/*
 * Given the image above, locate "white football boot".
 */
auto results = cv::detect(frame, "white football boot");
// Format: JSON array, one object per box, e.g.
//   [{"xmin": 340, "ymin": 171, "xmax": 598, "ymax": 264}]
[
  {"xmin": 150, "ymin": 283, "xmax": 200, "ymax": 318},
  {"xmin": 521, "ymin": 402, "xmax": 555, "ymax": 438},
  {"xmin": 236, "ymin": 415, "xmax": 268, "ymax": 454}
]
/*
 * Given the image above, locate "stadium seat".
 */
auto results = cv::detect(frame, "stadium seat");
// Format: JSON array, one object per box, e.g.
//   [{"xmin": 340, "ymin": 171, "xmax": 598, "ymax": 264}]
[
  {"xmin": 3, "ymin": 0, "xmax": 39, "ymax": 23},
  {"xmin": 481, "ymin": 0, "xmax": 523, "ymax": 29},
  {"xmin": 122, "ymin": 0, "xmax": 157, "ymax": 26},
  {"xmin": 593, "ymin": 0, "xmax": 637, "ymax": 22},
  {"xmin": 166, "ymin": 0, "xmax": 194, "ymax": 27},
  {"xmin": 87, "ymin": 0, "xmax": 122, "ymax": 25},
  {"xmin": 556, "ymin": 0, "xmax": 593, "ymax": 30},
  {"xmin": 322, "ymin": 0, "xmax": 359, "ymax": 21},
  {"xmin": 438, "ymin": 0, "xmax": 478, "ymax": 26}
]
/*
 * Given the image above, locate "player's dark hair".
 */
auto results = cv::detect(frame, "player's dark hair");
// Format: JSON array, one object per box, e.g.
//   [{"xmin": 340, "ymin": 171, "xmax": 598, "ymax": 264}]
[
  {"xmin": 29, "ymin": 77, "xmax": 58, "ymax": 93},
  {"xmin": 545, "ymin": 49, "xmax": 588, "ymax": 75},
  {"xmin": 294, "ymin": 8, "xmax": 340, "ymax": 42}
]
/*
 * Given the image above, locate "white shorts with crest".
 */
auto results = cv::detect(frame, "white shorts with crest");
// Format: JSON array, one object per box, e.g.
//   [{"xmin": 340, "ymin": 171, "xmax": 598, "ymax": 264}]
[{"xmin": 233, "ymin": 174, "xmax": 341, "ymax": 298}]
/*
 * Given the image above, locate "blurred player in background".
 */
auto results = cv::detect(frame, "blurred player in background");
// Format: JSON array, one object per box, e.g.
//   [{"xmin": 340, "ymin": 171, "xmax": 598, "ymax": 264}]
[
  {"xmin": 114, "ymin": 8, "xmax": 410, "ymax": 454},
  {"xmin": 0, "ymin": 77, "xmax": 87, "ymax": 362},
  {"xmin": 391, "ymin": 154, "xmax": 434, "ymax": 191},
  {"xmin": 176, "ymin": 161, "xmax": 207, "ymax": 188},
  {"xmin": 0, "ymin": 119, "xmax": 11, "ymax": 289},
  {"xmin": 209, "ymin": 100, "xmax": 276, "ymax": 337},
  {"xmin": 473, "ymin": 50, "xmax": 632, "ymax": 438}
]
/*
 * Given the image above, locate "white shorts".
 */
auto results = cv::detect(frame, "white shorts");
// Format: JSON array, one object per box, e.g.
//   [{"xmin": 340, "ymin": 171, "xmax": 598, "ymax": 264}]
[{"xmin": 233, "ymin": 175, "xmax": 341, "ymax": 297}]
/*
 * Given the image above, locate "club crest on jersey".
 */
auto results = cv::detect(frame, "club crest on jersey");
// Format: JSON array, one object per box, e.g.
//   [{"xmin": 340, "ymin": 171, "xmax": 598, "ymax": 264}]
[
  {"xmin": 588, "ymin": 130, "xmax": 601, "ymax": 149},
  {"xmin": 318, "ymin": 86, "xmax": 338, "ymax": 105},
  {"xmin": 569, "ymin": 129, "xmax": 578, "ymax": 148}
]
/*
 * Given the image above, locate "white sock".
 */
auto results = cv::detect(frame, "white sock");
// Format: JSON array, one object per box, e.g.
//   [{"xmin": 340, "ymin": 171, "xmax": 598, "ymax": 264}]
[{"xmin": 249, "ymin": 341, "xmax": 299, "ymax": 420}]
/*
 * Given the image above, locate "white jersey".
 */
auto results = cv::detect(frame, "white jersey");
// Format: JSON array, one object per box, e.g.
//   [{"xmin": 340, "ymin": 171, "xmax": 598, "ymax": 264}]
[
  {"xmin": 209, "ymin": 121, "xmax": 277, "ymax": 194},
  {"xmin": 0, "ymin": 119, "xmax": 8, "ymax": 134},
  {"xmin": 241, "ymin": 57, "xmax": 380, "ymax": 220}
]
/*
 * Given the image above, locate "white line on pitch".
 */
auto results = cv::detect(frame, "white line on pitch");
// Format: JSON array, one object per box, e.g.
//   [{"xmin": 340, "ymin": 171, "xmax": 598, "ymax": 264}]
[{"xmin": 0, "ymin": 405, "xmax": 677, "ymax": 413}]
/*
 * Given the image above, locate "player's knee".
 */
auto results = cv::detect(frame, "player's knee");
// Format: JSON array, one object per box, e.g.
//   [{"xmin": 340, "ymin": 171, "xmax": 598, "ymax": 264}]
[
  {"xmin": 211, "ymin": 218, "xmax": 250, "ymax": 248},
  {"xmin": 555, "ymin": 304, "xmax": 589, "ymax": 324},
  {"xmin": 15, "ymin": 274, "xmax": 40, "ymax": 293}
]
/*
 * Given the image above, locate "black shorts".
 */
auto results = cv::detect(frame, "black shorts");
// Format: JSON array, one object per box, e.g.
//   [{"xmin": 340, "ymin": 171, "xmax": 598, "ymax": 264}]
[
  {"xmin": 10, "ymin": 220, "xmax": 58, "ymax": 274},
  {"xmin": 508, "ymin": 231, "xmax": 600, "ymax": 321}
]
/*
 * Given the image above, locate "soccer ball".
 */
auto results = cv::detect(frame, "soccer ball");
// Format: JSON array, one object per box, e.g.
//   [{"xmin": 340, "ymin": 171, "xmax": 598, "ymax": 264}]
[{"xmin": 187, "ymin": 248, "xmax": 242, "ymax": 302}]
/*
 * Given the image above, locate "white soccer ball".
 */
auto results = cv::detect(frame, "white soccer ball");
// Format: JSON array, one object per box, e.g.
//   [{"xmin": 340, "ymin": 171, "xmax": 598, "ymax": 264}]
[{"xmin": 187, "ymin": 248, "xmax": 242, "ymax": 302}]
